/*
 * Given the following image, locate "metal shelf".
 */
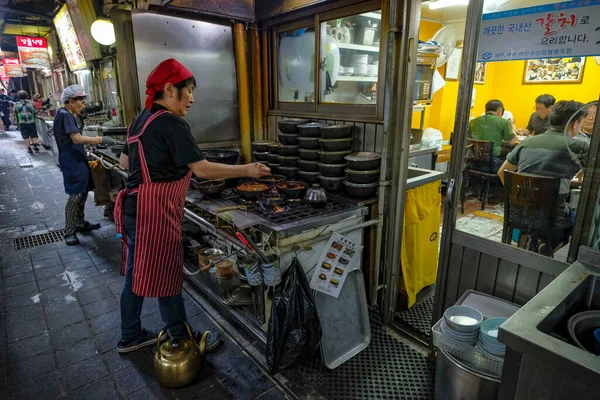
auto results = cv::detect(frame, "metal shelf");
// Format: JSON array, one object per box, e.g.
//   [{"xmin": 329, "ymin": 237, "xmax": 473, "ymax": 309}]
[
  {"xmin": 338, "ymin": 43, "xmax": 380, "ymax": 52},
  {"xmin": 360, "ymin": 12, "xmax": 381, "ymax": 20},
  {"xmin": 337, "ymin": 75, "xmax": 378, "ymax": 82}
]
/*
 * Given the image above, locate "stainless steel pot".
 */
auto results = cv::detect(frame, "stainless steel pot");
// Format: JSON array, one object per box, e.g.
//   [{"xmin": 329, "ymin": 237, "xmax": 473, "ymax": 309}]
[{"xmin": 435, "ymin": 349, "xmax": 500, "ymax": 400}]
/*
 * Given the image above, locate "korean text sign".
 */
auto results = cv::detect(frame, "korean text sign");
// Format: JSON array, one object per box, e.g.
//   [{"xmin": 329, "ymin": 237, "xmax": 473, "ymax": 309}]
[
  {"xmin": 53, "ymin": 4, "xmax": 87, "ymax": 71},
  {"xmin": 16, "ymin": 36, "xmax": 51, "ymax": 69},
  {"xmin": 478, "ymin": 1, "xmax": 600, "ymax": 62},
  {"xmin": 1, "ymin": 58, "xmax": 24, "ymax": 77}
]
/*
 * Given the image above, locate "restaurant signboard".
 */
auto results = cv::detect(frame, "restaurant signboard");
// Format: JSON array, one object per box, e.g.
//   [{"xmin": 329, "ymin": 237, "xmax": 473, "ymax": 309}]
[
  {"xmin": 1, "ymin": 58, "xmax": 25, "ymax": 77},
  {"xmin": 53, "ymin": 4, "xmax": 87, "ymax": 71},
  {"xmin": 478, "ymin": 1, "xmax": 600, "ymax": 62},
  {"xmin": 16, "ymin": 36, "xmax": 51, "ymax": 68}
]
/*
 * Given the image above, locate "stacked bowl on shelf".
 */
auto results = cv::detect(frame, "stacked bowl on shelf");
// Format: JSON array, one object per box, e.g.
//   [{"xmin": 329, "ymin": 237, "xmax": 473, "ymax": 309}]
[
  {"xmin": 343, "ymin": 152, "xmax": 381, "ymax": 197},
  {"xmin": 297, "ymin": 122, "xmax": 327, "ymax": 184},
  {"xmin": 251, "ymin": 141, "xmax": 271, "ymax": 164},
  {"xmin": 273, "ymin": 118, "xmax": 308, "ymax": 178},
  {"xmin": 318, "ymin": 125, "xmax": 353, "ymax": 192}
]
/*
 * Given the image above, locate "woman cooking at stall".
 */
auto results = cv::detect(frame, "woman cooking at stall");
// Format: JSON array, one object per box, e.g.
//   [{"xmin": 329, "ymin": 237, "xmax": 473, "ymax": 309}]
[
  {"xmin": 54, "ymin": 85, "xmax": 118, "ymax": 245},
  {"xmin": 115, "ymin": 58, "xmax": 270, "ymax": 353}
]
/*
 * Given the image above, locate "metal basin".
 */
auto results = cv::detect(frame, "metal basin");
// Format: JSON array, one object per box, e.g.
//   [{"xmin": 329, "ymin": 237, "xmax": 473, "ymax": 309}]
[{"xmin": 406, "ymin": 167, "xmax": 445, "ymax": 190}]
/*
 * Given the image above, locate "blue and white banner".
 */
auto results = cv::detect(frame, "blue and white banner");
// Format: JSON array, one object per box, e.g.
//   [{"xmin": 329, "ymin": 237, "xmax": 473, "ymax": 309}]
[{"xmin": 477, "ymin": 1, "xmax": 600, "ymax": 62}]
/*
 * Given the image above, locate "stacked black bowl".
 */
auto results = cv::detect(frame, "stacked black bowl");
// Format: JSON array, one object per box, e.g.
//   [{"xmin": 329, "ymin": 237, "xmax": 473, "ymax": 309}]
[
  {"xmin": 251, "ymin": 140, "xmax": 272, "ymax": 164},
  {"xmin": 343, "ymin": 152, "xmax": 382, "ymax": 197},
  {"xmin": 276, "ymin": 119, "xmax": 308, "ymax": 178},
  {"xmin": 317, "ymin": 125, "xmax": 353, "ymax": 192},
  {"xmin": 266, "ymin": 142, "xmax": 280, "ymax": 173},
  {"xmin": 297, "ymin": 122, "xmax": 327, "ymax": 184}
]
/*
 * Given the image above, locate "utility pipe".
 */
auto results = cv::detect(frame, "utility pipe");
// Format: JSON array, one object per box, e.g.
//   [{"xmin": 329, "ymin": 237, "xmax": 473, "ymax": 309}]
[
  {"xmin": 233, "ymin": 23, "xmax": 252, "ymax": 163},
  {"xmin": 249, "ymin": 27, "xmax": 264, "ymax": 142}
]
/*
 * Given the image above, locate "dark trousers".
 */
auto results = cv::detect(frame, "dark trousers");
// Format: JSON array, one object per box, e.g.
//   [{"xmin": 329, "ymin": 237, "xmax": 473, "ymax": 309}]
[
  {"xmin": 64, "ymin": 193, "xmax": 87, "ymax": 235},
  {"xmin": 120, "ymin": 215, "xmax": 188, "ymax": 341},
  {"xmin": 1, "ymin": 111, "xmax": 9, "ymax": 128}
]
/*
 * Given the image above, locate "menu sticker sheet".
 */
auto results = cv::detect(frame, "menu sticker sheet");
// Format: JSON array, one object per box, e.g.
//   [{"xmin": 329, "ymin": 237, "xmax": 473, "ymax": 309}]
[{"xmin": 309, "ymin": 233, "xmax": 363, "ymax": 298}]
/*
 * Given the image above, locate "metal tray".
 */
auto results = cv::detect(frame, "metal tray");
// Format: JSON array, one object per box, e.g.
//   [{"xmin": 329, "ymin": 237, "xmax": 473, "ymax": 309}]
[{"xmin": 314, "ymin": 269, "xmax": 371, "ymax": 369}]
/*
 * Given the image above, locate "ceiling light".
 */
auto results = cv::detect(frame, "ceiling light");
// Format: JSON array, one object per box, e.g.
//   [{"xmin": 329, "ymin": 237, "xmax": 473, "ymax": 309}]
[
  {"xmin": 429, "ymin": 0, "xmax": 469, "ymax": 10},
  {"xmin": 91, "ymin": 19, "xmax": 116, "ymax": 46}
]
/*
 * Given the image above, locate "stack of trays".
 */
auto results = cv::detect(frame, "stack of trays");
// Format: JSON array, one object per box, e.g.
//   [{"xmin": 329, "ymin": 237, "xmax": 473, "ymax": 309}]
[
  {"xmin": 477, "ymin": 317, "xmax": 507, "ymax": 357},
  {"xmin": 343, "ymin": 152, "xmax": 381, "ymax": 198},
  {"xmin": 317, "ymin": 125, "xmax": 353, "ymax": 192},
  {"xmin": 440, "ymin": 305, "xmax": 484, "ymax": 346}
]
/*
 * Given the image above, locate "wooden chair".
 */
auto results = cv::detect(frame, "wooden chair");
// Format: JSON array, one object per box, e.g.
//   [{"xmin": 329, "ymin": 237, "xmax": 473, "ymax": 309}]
[
  {"xmin": 461, "ymin": 139, "xmax": 497, "ymax": 212},
  {"xmin": 502, "ymin": 171, "xmax": 569, "ymax": 256}
]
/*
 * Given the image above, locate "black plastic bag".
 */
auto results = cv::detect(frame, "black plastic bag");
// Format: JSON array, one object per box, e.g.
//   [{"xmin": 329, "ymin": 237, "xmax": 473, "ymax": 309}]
[{"xmin": 266, "ymin": 257, "xmax": 321, "ymax": 374}]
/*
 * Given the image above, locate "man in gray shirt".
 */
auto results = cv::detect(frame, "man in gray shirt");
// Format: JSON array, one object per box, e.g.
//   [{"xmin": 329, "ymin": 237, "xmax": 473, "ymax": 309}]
[{"xmin": 517, "ymin": 94, "xmax": 556, "ymax": 136}]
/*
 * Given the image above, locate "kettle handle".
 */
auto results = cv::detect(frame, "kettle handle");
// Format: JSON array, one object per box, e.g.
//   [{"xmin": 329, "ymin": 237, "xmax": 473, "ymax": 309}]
[{"xmin": 156, "ymin": 320, "xmax": 195, "ymax": 360}]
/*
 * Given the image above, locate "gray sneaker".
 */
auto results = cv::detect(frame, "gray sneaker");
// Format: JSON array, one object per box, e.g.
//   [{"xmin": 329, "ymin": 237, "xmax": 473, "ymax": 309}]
[{"xmin": 117, "ymin": 328, "xmax": 162, "ymax": 353}]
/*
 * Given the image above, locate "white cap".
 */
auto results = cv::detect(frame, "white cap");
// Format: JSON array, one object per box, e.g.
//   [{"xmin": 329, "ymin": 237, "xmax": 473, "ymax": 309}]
[{"xmin": 61, "ymin": 85, "xmax": 87, "ymax": 103}]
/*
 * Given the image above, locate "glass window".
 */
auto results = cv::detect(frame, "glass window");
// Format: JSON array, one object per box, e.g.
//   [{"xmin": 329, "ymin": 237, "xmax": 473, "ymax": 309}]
[
  {"xmin": 278, "ymin": 27, "xmax": 315, "ymax": 103},
  {"xmin": 319, "ymin": 11, "xmax": 381, "ymax": 104}
]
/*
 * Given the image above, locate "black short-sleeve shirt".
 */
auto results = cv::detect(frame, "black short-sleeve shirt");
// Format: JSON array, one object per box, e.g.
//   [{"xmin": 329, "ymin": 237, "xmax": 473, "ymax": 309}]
[
  {"xmin": 525, "ymin": 112, "xmax": 550, "ymax": 135},
  {"xmin": 124, "ymin": 104, "xmax": 204, "ymax": 215}
]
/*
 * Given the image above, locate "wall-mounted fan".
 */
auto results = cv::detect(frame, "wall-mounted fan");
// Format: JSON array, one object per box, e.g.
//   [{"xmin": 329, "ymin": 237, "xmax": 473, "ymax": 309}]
[{"xmin": 430, "ymin": 26, "xmax": 457, "ymax": 68}]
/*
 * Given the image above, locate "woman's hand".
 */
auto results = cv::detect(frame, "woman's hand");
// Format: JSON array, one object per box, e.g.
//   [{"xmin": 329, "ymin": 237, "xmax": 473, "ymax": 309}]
[{"xmin": 246, "ymin": 163, "xmax": 271, "ymax": 178}]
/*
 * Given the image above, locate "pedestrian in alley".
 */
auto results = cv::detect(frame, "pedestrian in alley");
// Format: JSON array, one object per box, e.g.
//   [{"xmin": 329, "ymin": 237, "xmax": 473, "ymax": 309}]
[
  {"xmin": 114, "ymin": 58, "xmax": 269, "ymax": 353},
  {"xmin": 54, "ymin": 84, "xmax": 117, "ymax": 245},
  {"xmin": 13, "ymin": 90, "xmax": 40, "ymax": 154},
  {"xmin": 0, "ymin": 88, "xmax": 12, "ymax": 132}
]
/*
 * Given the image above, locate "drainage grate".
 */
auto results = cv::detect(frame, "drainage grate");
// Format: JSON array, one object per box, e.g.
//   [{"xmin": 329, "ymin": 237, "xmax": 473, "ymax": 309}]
[
  {"xmin": 395, "ymin": 295, "xmax": 435, "ymax": 339},
  {"xmin": 13, "ymin": 230, "xmax": 65, "ymax": 249},
  {"xmin": 284, "ymin": 311, "xmax": 435, "ymax": 400},
  {"xmin": 20, "ymin": 164, "xmax": 34, "ymax": 168}
]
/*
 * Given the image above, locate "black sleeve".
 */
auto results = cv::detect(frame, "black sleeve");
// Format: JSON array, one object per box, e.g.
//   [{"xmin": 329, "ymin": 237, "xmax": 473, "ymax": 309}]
[
  {"xmin": 526, "ymin": 114, "xmax": 535, "ymax": 132},
  {"xmin": 160, "ymin": 116, "xmax": 205, "ymax": 167},
  {"xmin": 122, "ymin": 143, "xmax": 128, "ymax": 156}
]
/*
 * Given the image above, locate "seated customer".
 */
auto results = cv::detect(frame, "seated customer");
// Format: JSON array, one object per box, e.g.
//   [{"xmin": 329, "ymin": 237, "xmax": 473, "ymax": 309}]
[
  {"xmin": 498, "ymin": 101, "xmax": 589, "ymax": 253},
  {"xmin": 517, "ymin": 94, "xmax": 555, "ymax": 136},
  {"xmin": 469, "ymin": 100, "xmax": 517, "ymax": 171},
  {"xmin": 576, "ymin": 103, "xmax": 596, "ymax": 144}
]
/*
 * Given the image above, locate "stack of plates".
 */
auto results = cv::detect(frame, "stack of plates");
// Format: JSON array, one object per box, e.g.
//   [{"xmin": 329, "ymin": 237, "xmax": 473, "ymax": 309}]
[
  {"xmin": 477, "ymin": 317, "xmax": 507, "ymax": 357},
  {"xmin": 441, "ymin": 305, "xmax": 484, "ymax": 345},
  {"xmin": 351, "ymin": 53, "xmax": 369, "ymax": 76}
]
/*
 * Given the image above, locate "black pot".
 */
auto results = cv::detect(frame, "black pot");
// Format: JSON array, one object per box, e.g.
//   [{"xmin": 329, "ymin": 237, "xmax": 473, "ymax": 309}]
[
  {"xmin": 318, "ymin": 163, "xmax": 348, "ymax": 177},
  {"xmin": 344, "ymin": 152, "xmax": 382, "ymax": 171},
  {"xmin": 298, "ymin": 148, "xmax": 320, "ymax": 161},
  {"xmin": 278, "ymin": 145, "xmax": 299, "ymax": 156},
  {"xmin": 267, "ymin": 143, "xmax": 280, "ymax": 154},
  {"xmin": 279, "ymin": 156, "xmax": 299, "ymax": 168},
  {"xmin": 297, "ymin": 136, "xmax": 321, "ymax": 150},
  {"xmin": 318, "ymin": 175, "xmax": 345, "ymax": 192},
  {"xmin": 265, "ymin": 163, "xmax": 279, "ymax": 173},
  {"xmin": 276, "ymin": 181, "xmax": 308, "ymax": 199},
  {"xmin": 299, "ymin": 160, "xmax": 320, "ymax": 172},
  {"xmin": 260, "ymin": 193, "xmax": 287, "ymax": 208},
  {"xmin": 278, "ymin": 133, "xmax": 299, "ymax": 145},
  {"xmin": 252, "ymin": 141, "xmax": 273, "ymax": 153},
  {"xmin": 278, "ymin": 118, "xmax": 310, "ymax": 134},
  {"xmin": 346, "ymin": 168, "xmax": 380, "ymax": 184},
  {"xmin": 320, "ymin": 138, "xmax": 353, "ymax": 152},
  {"xmin": 110, "ymin": 145, "xmax": 122, "ymax": 156},
  {"xmin": 258, "ymin": 174, "xmax": 286, "ymax": 185},
  {"xmin": 319, "ymin": 150, "xmax": 352, "ymax": 164},
  {"xmin": 278, "ymin": 166, "xmax": 298, "ymax": 178},
  {"xmin": 298, "ymin": 122, "xmax": 328, "ymax": 137},
  {"xmin": 267, "ymin": 153, "xmax": 280, "ymax": 163},
  {"xmin": 343, "ymin": 180, "xmax": 379, "ymax": 198},
  {"xmin": 319, "ymin": 124, "xmax": 353, "ymax": 139},
  {"xmin": 253, "ymin": 151, "xmax": 269, "ymax": 162},
  {"xmin": 237, "ymin": 184, "xmax": 270, "ymax": 201},
  {"xmin": 298, "ymin": 170, "xmax": 320, "ymax": 184},
  {"xmin": 204, "ymin": 149, "xmax": 239, "ymax": 165},
  {"xmin": 196, "ymin": 180, "xmax": 226, "ymax": 196}
]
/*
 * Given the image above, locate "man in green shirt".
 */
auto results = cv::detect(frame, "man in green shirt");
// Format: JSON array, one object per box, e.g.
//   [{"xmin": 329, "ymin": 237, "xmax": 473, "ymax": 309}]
[{"xmin": 469, "ymin": 100, "xmax": 517, "ymax": 171}]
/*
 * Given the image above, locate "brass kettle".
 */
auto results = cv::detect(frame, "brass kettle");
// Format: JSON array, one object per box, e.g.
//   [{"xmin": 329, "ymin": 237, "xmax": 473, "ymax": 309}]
[{"xmin": 153, "ymin": 321, "xmax": 209, "ymax": 388}]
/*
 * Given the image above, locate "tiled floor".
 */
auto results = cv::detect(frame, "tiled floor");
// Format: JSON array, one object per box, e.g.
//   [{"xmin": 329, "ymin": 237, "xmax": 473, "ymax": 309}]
[{"xmin": 0, "ymin": 130, "xmax": 288, "ymax": 399}]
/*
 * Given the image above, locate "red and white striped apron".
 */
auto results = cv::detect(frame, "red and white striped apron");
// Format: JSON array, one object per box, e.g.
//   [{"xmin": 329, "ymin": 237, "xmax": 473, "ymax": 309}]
[{"xmin": 114, "ymin": 110, "xmax": 192, "ymax": 297}]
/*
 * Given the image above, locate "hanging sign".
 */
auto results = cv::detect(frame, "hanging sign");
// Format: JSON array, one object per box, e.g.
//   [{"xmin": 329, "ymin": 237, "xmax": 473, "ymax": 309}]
[
  {"xmin": 16, "ymin": 36, "xmax": 51, "ymax": 69},
  {"xmin": 478, "ymin": 1, "xmax": 600, "ymax": 62},
  {"xmin": 53, "ymin": 4, "xmax": 87, "ymax": 71},
  {"xmin": 1, "ymin": 58, "xmax": 24, "ymax": 77}
]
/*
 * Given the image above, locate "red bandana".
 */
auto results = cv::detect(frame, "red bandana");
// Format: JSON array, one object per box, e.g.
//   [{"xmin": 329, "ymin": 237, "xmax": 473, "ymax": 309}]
[{"xmin": 144, "ymin": 58, "xmax": 193, "ymax": 110}]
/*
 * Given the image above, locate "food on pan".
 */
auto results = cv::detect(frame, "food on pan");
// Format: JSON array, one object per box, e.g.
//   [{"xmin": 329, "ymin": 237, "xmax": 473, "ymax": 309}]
[
  {"xmin": 338, "ymin": 257, "xmax": 350, "ymax": 265},
  {"xmin": 332, "ymin": 242, "xmax": 343, "ymax": 251},
  {"xmin": 326, "ymin": 252, "xmax": 336, "ymax": 260},
  {"xmin": 237, "ymin": 183, "xmax": 268, "ymax": 191},
  {"xmin": 322, "ymin": 262, "xmax": 332, "ymax": 270},
  {"xmin": 276, "ymin": 182, "xmax": 305, "ymax": 190},
  {"xmin": 330, "ymin": 278, "xmax": 340, "ymax": 286},
  {"xmin": 319, "ymin": 273, "xmax": 327, "ymax": 281},
  {"xmin": 344, "ymin": 248, "xmax": 356, "ymax": 257},
  {"xmin": 334, "ymin": 268, "xmax": 343, "ymax": 276}
]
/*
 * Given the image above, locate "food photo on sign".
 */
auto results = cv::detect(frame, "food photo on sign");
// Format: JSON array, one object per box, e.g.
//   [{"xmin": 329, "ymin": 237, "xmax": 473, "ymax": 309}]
[
  {"xmin": 16, "ymin": 36, "xmax": 51, "ymax": 69},
  {"xmin": 523, "ymin": 57, "xmax": 585, "ymax": 83},
  {"xmin": 1, "ymin": 58, "xmax": 24, "ymax": 77}
]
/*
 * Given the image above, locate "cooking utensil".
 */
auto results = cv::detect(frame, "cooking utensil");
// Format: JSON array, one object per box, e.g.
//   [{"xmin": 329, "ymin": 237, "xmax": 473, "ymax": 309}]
[
  {"xmin": 220, "ymin": 284, "xmax": 255, "ymax": 306},
  {"xmin": 267, "ymin": 153, "xmax": 280, "ymax": 163},
  {"xmin": 236, "ymin": 182, "xmax": 269, "ymax": 201},
  {"xmin": 276, "ymin": 181, "xmax": 308, "ymax": 198},
  {"xmin": 298, "ymin": 122, "xmax": 328, "ymax": 137},
  {"xmin": 320, "ymin": 138, "xmax": 353, "ymax": 152},
  {"xmin": 298, "ymin": 148, "xmax": 320, "ymax": 161},
  {"xmin": 196, "ymin": 180, "xmax": 226, "ymax": 197},
  {"xmin": 568, "ymin": 311, "xmax": 600, "ymax": 354},
  {"xmin": 237, "ymin": 254, "xmax": 262, "ymax": 286},
  {"xmin": 278, "ymin": 166, "xmax": 298, "ymax": 178},
  {"xmin": 278, "ymin": 133, "xmax": 299, "ymax": 145},
  {"xmin": 234, "ymin": 231, "xmax": 269, "ymax": 263},
  {"xmin": 204, "ymin": 149, "xmax": 239, "ymax": 165},
  {"xmin": 195, "ymin": 247, "xmax": 224, "ymax": 260},
  {"xmin": 278, "ymin": 156, "xmax": 299, "ymax": 168},
  {"xmin": 297, "ymin": 136, "xmax": 321, "ymax": 149},
  {"xmin": 318, "ymin": 162, "xmax": 348, "ymax": 177},
  {"xmin": 343, "ymin": 180, "xmax": 378, "ymax": 197},
  {"xmin": 213, "ymin": 205, "xmax": 247, "ymax": 213},
  {"xmin": 260, "ymin": 193, "xmax": 287, "ymax": 207},
  {"xmin": 278, "ymin": 118, "xmax": 310, "ymax": 134},
  {"xmin": 319, "ymin": 150, "xmax": 353, "ymax": 164},
  {"xmin": 215, "ymin": 259, "xmax": 234, "ymax": 278},
  {"xmin": 298, "ymin": 170, "xmax": 320, "ymax": 184},
  {"xmin": 318, "ymin": 175, "xmax": 345, "ymax": 192},
  {"xmin": 319, "ymin": 124, "xmax": 353, "ymax": 139},
  {"xmin": 304, "ymin": 183, "xmax": 329, "ymax": 208},
  {"xmin": 257, "ymin": 174, "xmax": 286, "ymax": 185},
  {"xmin": 299, "ymin": 160, "xmax": 320, "ymax": 172},
  {"xmin": 110, "ymin": 145, "xmax": 123, "ymax": 156},
  {"xmin": 267, "ymin": 143, "xmax": 280, "ymax": 154},
  {"xmin": 344, "ymin": 152, "xmax": 382, "ymax": 171},
  {"xmin": 252, "ymin": 151, "xmax": 269, "ymax": 162},
  {"xmin": 252, "ymin": 140, "xmax": 274, "ymax": 153},
  {"xmin": 345, "ymin": 168, "xmax": 380, "ymax": 184},
  {"xmin": 278, "ymin": 144, "xmax": 300, "ymax": 156}
]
